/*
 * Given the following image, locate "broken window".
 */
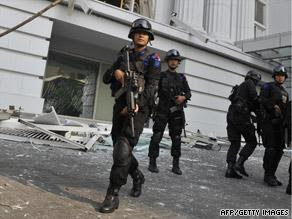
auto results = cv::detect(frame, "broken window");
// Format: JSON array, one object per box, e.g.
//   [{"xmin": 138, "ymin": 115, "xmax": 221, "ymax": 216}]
[
  {"xmin": 98, "ymin": 0, "xmax": 156, "ymax": 18},
  {"xmin": 42, "ymin": 52, "xmax": 99, "ymax": 118}
]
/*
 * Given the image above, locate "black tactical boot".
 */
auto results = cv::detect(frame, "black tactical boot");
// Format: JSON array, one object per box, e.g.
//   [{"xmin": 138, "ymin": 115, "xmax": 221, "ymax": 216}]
[
  {"xmin": 264, "ymin": 173, "xmax": 278, "ymax": 187},
  {"xmin": 263, "ymin": 148, "xmax": 278, "ymax": 186},
  {"xmin": 225, "ymin": 162, "xmax": 242, "ymax": 179},
  {"xmin": 99, "ymin": 184, "xmax": 120, "ymax": 213},
  {"xmin": 148, "ymin": 157, "xmax": 159, "ymax": 173},
  {"xmin": 172, "ymin": 157, "xmax": 182, "ymax": 175},
  {"xmin": 130, "ymin": 168, "xmax": 145, "ymax": 197},
  {"xmin": 274, "ymin": 176, "xmax": 283, "ymax": 186},
  {"xmin": 235, "ymin": 156, "xmax": 249, "ymax": 177}
]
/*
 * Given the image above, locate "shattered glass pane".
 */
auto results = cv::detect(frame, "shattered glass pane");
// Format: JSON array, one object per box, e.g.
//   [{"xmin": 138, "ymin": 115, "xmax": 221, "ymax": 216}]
[{"xmin": 42, "ymin": 52, "xmax": 98, "ymax": 118}]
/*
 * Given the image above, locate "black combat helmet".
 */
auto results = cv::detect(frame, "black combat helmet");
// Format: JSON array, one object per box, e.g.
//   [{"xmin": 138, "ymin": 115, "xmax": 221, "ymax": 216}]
[
  {"xmin": 128, "ymin": 18, "xmax": 154, "ymax": 41},
  {"xmin": 245, "ymin": 70, "xmax": 261, "ymax": 84},
  {"xmin": 165, "ymin": 49, "xmax": 182, "ymax": 62},
  {"xmin": 272, "ymin": 65, "xmax": 288, "ymax": 78}
]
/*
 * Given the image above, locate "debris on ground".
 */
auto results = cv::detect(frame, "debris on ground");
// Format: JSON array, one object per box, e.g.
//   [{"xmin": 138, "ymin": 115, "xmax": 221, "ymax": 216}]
[{"xmin": 0, "ymin": 107, "xmax": 230, "ymax": 153}]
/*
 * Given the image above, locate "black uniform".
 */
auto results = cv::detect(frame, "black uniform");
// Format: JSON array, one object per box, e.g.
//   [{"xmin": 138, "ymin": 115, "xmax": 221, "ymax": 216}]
[
  {"xmin": 226, "ymin": 78, "xmax": 259, "ymax": 165},
  {"xmin": 260, "ymin": 81, "xmax": 289, "ymax": 184},
  {"xmin": 148, "ymin": 70, "xmax": 191, "ymax": 159},
  {"xmin": 103, "ymin": 47, "xmax": 161, "ymax": 186}
]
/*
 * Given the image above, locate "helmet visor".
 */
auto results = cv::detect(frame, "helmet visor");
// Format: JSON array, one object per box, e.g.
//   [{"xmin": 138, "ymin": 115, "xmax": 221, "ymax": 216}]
[
  {"xmin": 274, "ymin": 66, "xmax": 287, "ymax": 73},
  {"xmin": 167, "ymin": 50, "xmax": 179, "ymax": 57},
  {"xmin": 132, "ymin": 19, "xmax": 151, "ymax": 30}
]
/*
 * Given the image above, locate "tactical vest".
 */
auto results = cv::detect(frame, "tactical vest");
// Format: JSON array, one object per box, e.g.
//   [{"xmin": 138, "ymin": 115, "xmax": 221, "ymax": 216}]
[
  {"xmin": 229, "ymin": 82, "xmax": 249, "ymax": 115},
  {"xmin": 128, "ymin": 49, "xmax": 152, "ymax": 94},
  {"xmin": 268, "ymin": 82, "xmax": 289, "ymax": 113},
  {"xmin": 162, "ymin": 72, "xmax": 184, "ymax": 93},
  {"xmin": 160, "ymin": 71, "xmax": 185, "ymax": 107}
]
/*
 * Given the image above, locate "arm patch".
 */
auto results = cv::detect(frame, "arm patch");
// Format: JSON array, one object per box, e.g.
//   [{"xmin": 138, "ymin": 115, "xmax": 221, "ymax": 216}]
[
  {"xmin": 178, "ymin": 73, "xmax": 186, "ymax": 80},
  {"xmin": 144, "ymin": 52, "xmax": 161, "ymax": 68}
]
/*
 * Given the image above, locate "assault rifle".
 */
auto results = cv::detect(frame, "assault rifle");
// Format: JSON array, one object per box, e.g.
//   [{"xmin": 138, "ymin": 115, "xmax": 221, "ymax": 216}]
[
  {"xmin": 169, "ymin": 92, "xmax": 187, "ymax": 137},
  {"xmin": 251, "ymin": 109, "xmax": 263, "ymax": 146},
  {"xmin": 115, "ymin": 46, "xmax": 139, "ymax": 137}
]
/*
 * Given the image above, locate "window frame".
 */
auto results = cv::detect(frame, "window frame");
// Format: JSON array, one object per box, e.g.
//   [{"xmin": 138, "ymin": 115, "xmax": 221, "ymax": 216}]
[{"xmin": 254, "ymin": 0, "xmax": 266, "ymax": 26}]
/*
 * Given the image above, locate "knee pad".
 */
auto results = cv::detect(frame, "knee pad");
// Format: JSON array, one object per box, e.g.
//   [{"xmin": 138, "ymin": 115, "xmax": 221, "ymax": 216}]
[
  {"xmin": 151, "ymin": 131, "xmax": 164, "ymax": 143},
  {"xmin": 171, "ymin": 134, "xmax": 181, "ymax": 145},
  {"xmin": 170, "ymin": 132, "xmax": 181, "ymax": 139},
  {"xmin": 173, "ymin": 135, "xmax": 181, "ymax": 140},
  {"xmin": 113, "ymin": 137, "xmax": 131, "ymax": 167},
  {"xmin": 169, "ymin": 127, "xmax": 182, "ymax": 136},
  {"xmin": 153, "ymin": 121, "xmax": 166, "ymax": 133}
]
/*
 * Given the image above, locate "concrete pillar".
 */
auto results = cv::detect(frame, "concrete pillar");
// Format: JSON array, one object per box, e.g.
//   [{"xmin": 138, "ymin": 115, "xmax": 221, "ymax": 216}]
[
  {"xmin": 174, "ymin": 0, "xmax": 205, "ymax": 31},
  {"xmin": 230, "ymin": 0, "xmax": 255, "ymax": 41},
  {"xmin": 205, "ymin": 0, "xmax": 232, "ymax": 42},
  {"xmin": 154, "ymin": 0, "xmax": 174, "ymax": 24}
]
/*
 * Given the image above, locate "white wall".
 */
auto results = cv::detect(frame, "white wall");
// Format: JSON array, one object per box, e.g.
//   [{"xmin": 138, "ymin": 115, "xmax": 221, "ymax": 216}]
[
  {"xmin": 0, "ymin": 0, "xmax": 275, "ymax": 137},
  {"xmin": 267, "ymin": 0, "xmax": 292, "ymax": 35},
  {"xmin": 154, "ymin": 0, "xmax": 174, "ymax": 24},
  {"xmin": 0, "ymin": 4, "xmax": 53, "ymax": 113}
]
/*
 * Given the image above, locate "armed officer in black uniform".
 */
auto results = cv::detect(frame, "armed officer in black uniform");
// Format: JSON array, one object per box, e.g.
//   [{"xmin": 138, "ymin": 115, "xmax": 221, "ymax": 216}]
[
  {"xmin": 148, "ymin": 49, "xmax": 191, "ymax": 175},
  {"xmin": 225, "ymin": 70, "xmax": 262, "ymax": 179},
  {"xmin": 100, "ymin": 18, "xmax": 161, "ymax": 213},
  {"xmin": 260, "ymin": 65, "xmax": 289, "ymax": 186}
]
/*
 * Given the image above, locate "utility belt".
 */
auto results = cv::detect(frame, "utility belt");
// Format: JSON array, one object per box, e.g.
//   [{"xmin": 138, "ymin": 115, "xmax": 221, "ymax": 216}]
[{"xmin": 169, "ymin": 104, "xmax": 183, "ymax": 113}]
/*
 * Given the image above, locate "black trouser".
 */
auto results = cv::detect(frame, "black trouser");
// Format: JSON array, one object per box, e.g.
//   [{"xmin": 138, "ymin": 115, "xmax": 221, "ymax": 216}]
[
  {"xmin": 262, "ymin": 120, "xmax": 285, "ymax": 176},
  {"xmin": 226, "ymin": 119, "xmax": 257, "ymax": 164},
  {"xmin": 111, "ymin": 102, "xmax": 124, "ymax": 145},
  {"xmin": 109, "ymin": 102, "xmax": 149, "ymax": 186},
  {"xmin": 148, "ymin": 108, "xmax": 184, "ymax": 159}
]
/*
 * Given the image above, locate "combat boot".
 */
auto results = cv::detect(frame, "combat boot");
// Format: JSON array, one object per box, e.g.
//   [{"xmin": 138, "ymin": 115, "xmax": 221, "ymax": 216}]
[
  {"xmin": 99, "ymin": 183, "xmax": 120, "ymax": 213},
  {"xmin": 172, "ymin": 157, "xmax": 182, "ymax": 175},
  {"xmin": 234, "ymin": 156, "xmax": 249, "ymax": 177},
  {"xmin": 225, "ymin": 162, "xmax": 242, "ymax": 179},
  {"xmin": 274, "ymin": 176, "xmax": 283, "ymax": 186},
  {"xmin": 263, "ymin": 148, "xmax": 278, "ymax": 186},
  {"xmin": 148, "ymin": 157, "xmax": 159, "ymax": 173},
  {"xmin": 130, "ymin": 168, "xmax": 145, "ymax": 197},
  {"xmin": 264, "ymin": 173, "xmax": 278, "ymax": 187}
]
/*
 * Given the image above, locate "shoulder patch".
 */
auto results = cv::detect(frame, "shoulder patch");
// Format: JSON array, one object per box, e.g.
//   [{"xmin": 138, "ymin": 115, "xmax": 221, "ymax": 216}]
[
  {"xmin": 178, "ymin": 73, "xmax": 186, "ymax": 80},
  {"xmin": 144, "ymin": 52, "xmax": 161, "ymax": 68}
]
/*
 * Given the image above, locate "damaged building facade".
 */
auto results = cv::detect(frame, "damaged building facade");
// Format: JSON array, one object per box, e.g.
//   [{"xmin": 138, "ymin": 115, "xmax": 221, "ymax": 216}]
[{"xmin": 0, "ymin": 0, "xmax": 291, "ymax": 136}]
